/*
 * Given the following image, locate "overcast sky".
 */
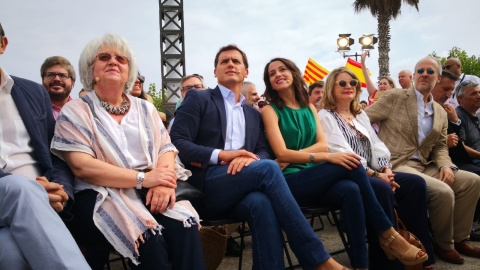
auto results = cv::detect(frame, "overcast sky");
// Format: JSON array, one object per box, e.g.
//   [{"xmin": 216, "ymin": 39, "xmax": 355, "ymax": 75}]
[{"xmin": 1, "ymin": 0, "xmax": 479, "ymax": 103}]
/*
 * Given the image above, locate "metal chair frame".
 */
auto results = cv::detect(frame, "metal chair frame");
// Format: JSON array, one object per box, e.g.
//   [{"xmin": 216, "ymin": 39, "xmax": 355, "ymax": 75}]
[{"xmin": 284, "ymin": 205, "xmax": 349, "ymax": 270}]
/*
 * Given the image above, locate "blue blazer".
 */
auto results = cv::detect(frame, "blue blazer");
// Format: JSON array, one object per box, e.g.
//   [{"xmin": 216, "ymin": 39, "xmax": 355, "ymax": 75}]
[
  {"xmin": 0, "ymin": 76, "xmax": 74, "ymax": 205},
  {"xmin": 170, "ymin": 86, "xmax": 270, "ymax": 190}
]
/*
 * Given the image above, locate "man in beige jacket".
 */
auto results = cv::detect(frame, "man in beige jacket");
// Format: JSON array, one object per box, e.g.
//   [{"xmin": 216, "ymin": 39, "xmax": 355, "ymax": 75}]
[{"xmin": 366, "ymin": 56, "xmax": 480, "ymax": 265}]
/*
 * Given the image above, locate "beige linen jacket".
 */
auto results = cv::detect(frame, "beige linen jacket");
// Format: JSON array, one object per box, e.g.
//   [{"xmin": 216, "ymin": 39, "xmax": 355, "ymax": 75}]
[{"xmin": 365, "ymin": 87, "xmax": 456, "ymax": 170}]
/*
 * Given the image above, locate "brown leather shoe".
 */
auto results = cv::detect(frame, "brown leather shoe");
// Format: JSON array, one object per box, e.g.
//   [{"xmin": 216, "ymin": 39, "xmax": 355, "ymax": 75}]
[
  {"xmin": 433, "ymin": 242, "xmax": 464, "ymax": 264},
  {"xmin": 454, "ymin": 240, "xmax": 480, "ymax": 258}
]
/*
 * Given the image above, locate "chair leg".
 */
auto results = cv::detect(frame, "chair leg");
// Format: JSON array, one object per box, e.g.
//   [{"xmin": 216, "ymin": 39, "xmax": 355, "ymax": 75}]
[
  {"xmin": 315, "ymin": 214, "xmax": 324, "ymax": 231},
  {"xmin": 283, "ymin": 233, "xmax": 295, "ymax": 269},
  {"xmin": 329, "ymin": 210, "xmax": 349, "ymax": 256},
  {"xmin": 238, "ymin": 221, "xmax": 244, "ymax": 270},
  {"xmin": 326, "ymin": 211, "xmax": 337, "ymax": 226}
]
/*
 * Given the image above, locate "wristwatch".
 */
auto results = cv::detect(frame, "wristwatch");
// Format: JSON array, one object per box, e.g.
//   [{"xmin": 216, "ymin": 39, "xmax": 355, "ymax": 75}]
[{"xmin": 136, "ymin": 171, "xmax": 145, "ymax": 189}]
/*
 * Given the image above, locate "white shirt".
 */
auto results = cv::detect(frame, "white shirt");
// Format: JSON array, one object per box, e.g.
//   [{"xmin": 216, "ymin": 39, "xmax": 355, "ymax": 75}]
[
  {"xmin": 412, "ymin": 89, "xmax": 434, "ymax": 160},
  {"xmin": 93, "ymin": 94, "xmax": 148, "ymax": 169},
  {"xmin": 209, "ymin": 85, "xmax": 246, "ymax": 164},
  {"xmin": 0, "ymin": 68, "xmax": 41, "ymax": 179}
]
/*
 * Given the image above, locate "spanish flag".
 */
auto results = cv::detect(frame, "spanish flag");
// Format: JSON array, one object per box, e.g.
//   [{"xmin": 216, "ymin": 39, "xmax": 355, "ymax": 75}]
[
  {"xmin": 345, "ymin": 58, "xmax": 371, "ymax": 88},
  {"xmin": 303, "ymin": 58, "xmax": 329, "ymax": 85}
]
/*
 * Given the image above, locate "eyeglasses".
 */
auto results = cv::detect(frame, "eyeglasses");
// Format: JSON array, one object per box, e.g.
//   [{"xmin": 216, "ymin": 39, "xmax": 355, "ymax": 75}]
[
  {"xmin": 444, "ymin": 64, "xmax": 457, "ymax": 70},
  {"xmin": 416, "ymin": 68, "xmax": 435, "ymax": 75},
  {"xmin": 96, "ymin": 53, "xmax": 128, "ymax": 65},
  {"xmin": 182, "ymin": 84, "xmax": 203, "ymax": 91},
  {"xmin": 44, "ymin": 72, "xmax": 70, "ymax": 81},
  {"xmin": 138, "ymin": 75, "xmax": 145, "ymax": 83},
  {"xmin": 336, "ymin": 79, "xmax": 358, "ymax": 88}
]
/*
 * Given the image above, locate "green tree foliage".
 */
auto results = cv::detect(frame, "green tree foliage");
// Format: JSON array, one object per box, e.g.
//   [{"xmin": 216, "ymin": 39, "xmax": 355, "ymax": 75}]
[
  {"xmin": 147, "ymin": 83, "xmax": 167, "ymax": 112},
  {"xmin": 430, "ymin": 47, "xmax": 480, "ymax": 77}
]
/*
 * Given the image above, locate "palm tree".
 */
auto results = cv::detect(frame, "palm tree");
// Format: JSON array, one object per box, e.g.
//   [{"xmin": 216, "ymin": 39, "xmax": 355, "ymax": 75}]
[{"xmin": 353, "ymin": 0, "xmax": 419, "ymax": 77}]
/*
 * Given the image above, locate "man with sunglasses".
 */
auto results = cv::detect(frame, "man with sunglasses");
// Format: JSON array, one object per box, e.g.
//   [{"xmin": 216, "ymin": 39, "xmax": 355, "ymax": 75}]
[
  {"xmin": 40, "ymin": 56, "xmax": 76, "ymax": 120},
  {"xmin": 366, "ymin": 56, "xmax": 480, "ymax": 264},
  {"xmin": 0, "ymin": 23, "xmax": 89, "ymax": 269},
  {"xmin": 444, "ymin": 58, "xmax": 480, "ymax": 108}
]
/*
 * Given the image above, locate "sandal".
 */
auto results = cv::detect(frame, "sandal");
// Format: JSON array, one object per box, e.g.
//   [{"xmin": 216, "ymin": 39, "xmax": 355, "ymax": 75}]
[{"xmin": 380, "ymin": 232, "xmax": 428, "ymax": 266}]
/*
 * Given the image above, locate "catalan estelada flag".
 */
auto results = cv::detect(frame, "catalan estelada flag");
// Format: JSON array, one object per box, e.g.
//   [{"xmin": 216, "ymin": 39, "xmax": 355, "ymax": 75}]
[
  {"xmin": 303, "ymin": 58, "xmax": 329, "ymax": 85},
  {"xmin": 345, "ymin": 58, "xmax": 371, "ymax": 88}
]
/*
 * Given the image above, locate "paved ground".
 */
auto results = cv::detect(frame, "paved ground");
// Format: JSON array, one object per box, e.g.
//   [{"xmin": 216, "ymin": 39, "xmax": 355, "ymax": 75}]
[{"xmin": 110, "ymin": 214, "xmax": 480, "ymax": 269}]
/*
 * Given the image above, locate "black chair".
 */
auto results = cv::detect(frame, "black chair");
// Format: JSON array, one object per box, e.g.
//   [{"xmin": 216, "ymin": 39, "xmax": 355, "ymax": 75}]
[
  {"xmin": 105, "ymin": 251, "xmax": 128, "ymax": 270},
  {"xmin": 200, "ymin": 218, "xmax": 246, "ymax": 270},
  {"xmin": 284, "ymin": 205, "xmax": 349, "ymax": 269}
]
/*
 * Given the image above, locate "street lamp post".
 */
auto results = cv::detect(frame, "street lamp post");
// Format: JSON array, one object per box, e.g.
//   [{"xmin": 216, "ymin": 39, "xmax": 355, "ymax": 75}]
[{"xmin": 336, "ymin": 34, "xmax": 377, "ymax": 61}]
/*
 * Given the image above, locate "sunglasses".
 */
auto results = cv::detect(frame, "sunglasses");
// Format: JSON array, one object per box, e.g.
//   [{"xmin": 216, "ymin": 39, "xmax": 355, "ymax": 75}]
[
  {"xmin": 416, "ymin": 68, "xmax": 435, "ymax": 75},
  {"xmin": 138, "ymin": 75, "xmax": 145, "ymax": 83},
  {"xmin": 97, "ymin": 53, "xmax": 128, "ymax": 65},
  {"xmin": 336, "ymin": 79, "xmax": 359, "ymax": 88}
]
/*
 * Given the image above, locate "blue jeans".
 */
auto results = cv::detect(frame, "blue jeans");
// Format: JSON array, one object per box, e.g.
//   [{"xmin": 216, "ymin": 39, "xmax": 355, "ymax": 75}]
[
  {"xmin": 285, "ymin": 162, "xmax": 392, "ymax": 269},
  {"xmin": 204, "ymin": 159, "xmax": 329, "ymax": 270}
]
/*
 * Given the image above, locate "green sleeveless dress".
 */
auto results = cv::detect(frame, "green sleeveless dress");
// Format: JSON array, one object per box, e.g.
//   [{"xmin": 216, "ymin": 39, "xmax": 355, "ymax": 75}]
[{"xmin": 269, "ymin": 103, "xmax": 317, "ymax": 176}]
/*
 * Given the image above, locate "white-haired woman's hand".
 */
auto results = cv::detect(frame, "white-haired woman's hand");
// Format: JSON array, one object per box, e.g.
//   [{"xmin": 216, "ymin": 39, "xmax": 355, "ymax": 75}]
[
  {"xmin": 146, "ymin": 186, "xmax": 176, "ymax": 214},
  {"xmin": 143, "ymin": 164, "xmax": 177, "ymax": 188}
]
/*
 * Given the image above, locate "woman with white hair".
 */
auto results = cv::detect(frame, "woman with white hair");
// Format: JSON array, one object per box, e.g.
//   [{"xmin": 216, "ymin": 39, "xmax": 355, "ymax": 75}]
[{"xmin": 51, "ymin": 33, "xmax": 205, "ymax": 270}]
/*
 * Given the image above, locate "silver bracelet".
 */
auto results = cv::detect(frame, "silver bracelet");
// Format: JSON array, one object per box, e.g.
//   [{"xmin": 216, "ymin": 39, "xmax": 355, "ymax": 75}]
[
  {"xmin": 136, "ymin": 171, "xmax": 145, "ymax": 189},
  {"xmin": 309, "ymin": 153, "xmax": 315, "ymax": 163}
]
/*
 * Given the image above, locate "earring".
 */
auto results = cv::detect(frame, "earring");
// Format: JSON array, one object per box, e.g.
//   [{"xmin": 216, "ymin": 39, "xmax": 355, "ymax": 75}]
[{"xmin": 95, "ymin": 77, "xmax": 100, "ymax": 82}]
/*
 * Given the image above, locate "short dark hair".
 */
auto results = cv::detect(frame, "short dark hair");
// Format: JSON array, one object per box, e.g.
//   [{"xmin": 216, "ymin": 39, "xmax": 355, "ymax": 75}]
[
  {"xmin": 308, "ymin": 80, "xmax": 324, "ymax": 95},
  {"xmin": 360, "ymin": 100, "xmax": 367, "ymax": 105},
  {"xmin": 0, "ymin": 23, "xmax": 4, "ymax": 39},
  {"xmin": 40, "ymin": 56, "xmax": 76, "ymax": 82},
  {"xmin": 441, "ymin": 70, "xmax": 459, "ymax": 82},
  {"xmin": 214, "ymin": 44, "xmax": 249, "ymax": 69}
]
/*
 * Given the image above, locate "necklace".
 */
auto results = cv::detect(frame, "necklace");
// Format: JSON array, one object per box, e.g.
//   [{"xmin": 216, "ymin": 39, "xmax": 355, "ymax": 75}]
[
  {"xmin": 335, "ymin": 111, "xmax": 367, "ymax": 140},
  {"xmin": 99, "ymin": 94, "xmax": 129, "ymax": 115},
  {"xmin": 335, "ymin": 110, "xmax": 354, "ymax": 122}
]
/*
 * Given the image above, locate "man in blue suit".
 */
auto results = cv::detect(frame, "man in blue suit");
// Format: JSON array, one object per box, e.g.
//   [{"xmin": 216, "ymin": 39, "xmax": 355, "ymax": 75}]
[
  {"xmin": 170, "ymin": 44, "xmax": 340, "ymax": 269},
  {"xmin": 0, "ymin": 22, "xmax": 89, "ymax": 269}
]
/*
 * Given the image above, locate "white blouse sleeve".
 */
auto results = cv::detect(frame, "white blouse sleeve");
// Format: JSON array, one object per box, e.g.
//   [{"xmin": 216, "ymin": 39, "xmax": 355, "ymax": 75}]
[{"xmin": 318, "ymin": 109, "xmax": 368, "ymax": 168}]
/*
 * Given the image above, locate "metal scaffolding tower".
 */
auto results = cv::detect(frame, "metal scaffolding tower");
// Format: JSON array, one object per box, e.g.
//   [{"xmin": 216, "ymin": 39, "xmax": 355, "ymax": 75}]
[{"xmin": 159, "ymin": 0, "xmax": 185, "ymax": 118}]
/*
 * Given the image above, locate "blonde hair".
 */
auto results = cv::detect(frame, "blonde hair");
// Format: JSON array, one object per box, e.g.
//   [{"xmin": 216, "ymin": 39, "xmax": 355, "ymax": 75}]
[{"xmin": 319, "ymin": 67, "xmax": 363, "ymax": 115}]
